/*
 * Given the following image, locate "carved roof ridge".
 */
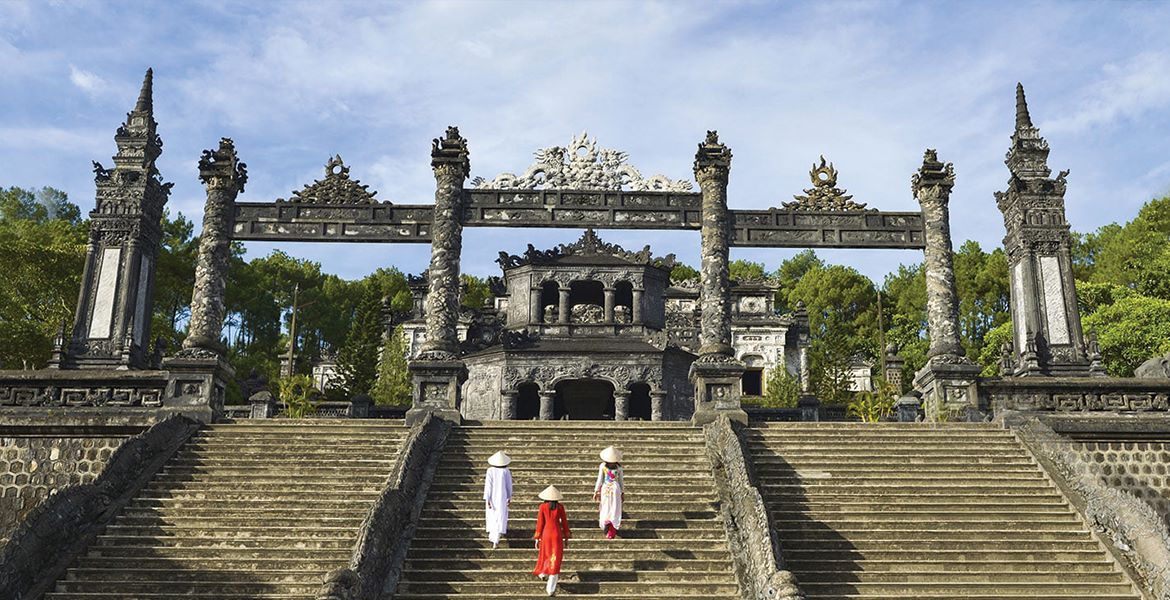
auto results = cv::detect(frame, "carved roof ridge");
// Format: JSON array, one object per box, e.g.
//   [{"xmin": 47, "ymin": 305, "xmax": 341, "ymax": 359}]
[
  {"xmin": 280, "ymin": 155, "xmax": 383, "ymax": 204},
  {"xmin": 782, "ymin": 155, "xmax": 871, "ymax": 211},
  {"xmin": 471, "ymin": 131, "xmax": 693, "ymax": 192},
  {"xmin": 495, "ymin": 228, "xmax": 677, "ymax": 270}
]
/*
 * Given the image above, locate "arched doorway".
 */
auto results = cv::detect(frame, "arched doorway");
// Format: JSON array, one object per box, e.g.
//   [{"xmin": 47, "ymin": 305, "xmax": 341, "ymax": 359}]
[
  {"xmin": 517, "ymin": 381, "xmax": 540, "ymax": 420},
  {"xmin": 555, "ymin": 379, "xmax": 614, "ymax": 420},
  {"xmin": 628, "ymin": 382, "xmax": 652, "ymax": 421}
]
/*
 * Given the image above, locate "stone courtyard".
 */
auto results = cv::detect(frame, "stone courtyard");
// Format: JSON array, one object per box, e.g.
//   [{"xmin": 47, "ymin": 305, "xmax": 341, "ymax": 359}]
[{"xmin": 1, "ymin": 70, "xmax": 1169, "ymax": 600}]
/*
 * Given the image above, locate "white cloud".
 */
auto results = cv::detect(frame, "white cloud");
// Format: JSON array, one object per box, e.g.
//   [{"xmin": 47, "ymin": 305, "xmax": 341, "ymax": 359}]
[
  {"xmin": 68, "ymin": 65, "xmax": 108, "ymax": 96},
  {"xmin": 1045, "ymin": 52, "xmax": 1170, "ymax": 135}
]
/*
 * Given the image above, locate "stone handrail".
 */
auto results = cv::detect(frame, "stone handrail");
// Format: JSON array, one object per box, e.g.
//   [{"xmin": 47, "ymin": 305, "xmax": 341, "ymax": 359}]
[
  {"xmin": 703, "ymin": 416, "xmax": 804, "ymax": 600},
  {"xmin": 1013, "ymin": 415, "xmax": 1170, "ymax": 600},
  {"xmin": 0, "ymin": 415, "xmax": 199, "ymax": 600},
  {"xmin": 317, "ymin": 411, "xmax": 451, "ymax": 600}
]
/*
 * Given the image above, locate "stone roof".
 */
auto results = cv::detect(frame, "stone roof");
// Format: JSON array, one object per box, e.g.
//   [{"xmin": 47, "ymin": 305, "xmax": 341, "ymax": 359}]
[{"xmin": 495, "ymin": 228, "xmax": 676, "ymax": 271}]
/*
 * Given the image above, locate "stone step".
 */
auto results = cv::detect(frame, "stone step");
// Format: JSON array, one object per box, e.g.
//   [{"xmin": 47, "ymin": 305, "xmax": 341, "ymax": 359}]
[
  {"xmin": 403, "ymin": 557, "xmax": 730, "ymax": 572},
  {"xmin": 45, "ymin": 594, "xmax": 313, "ymax": 600},
  {"xmin": 794, "ymin": 570, "xmax": 1128, "ymax": 583},
  {"xmin": 54, "ymin": 579, "xmax": 321, "ymax": 595},
  {"xmin": 400, "ymin": 569, "xmax": 735, "ymax": 583},
  {"xmin": 770, "ymin": 508, "xmax": 1076, "ymax": 519},
  {"xmin": 406, "ymin": 537, "xmax": 730, "ymax": 551},
  {"xmin": 112, "ymin": 515, "xmax": 367, "ymax": 528},
  {"xmin": 99, "ymin": 525, "xmax": 364, "ymax": 539},
  {"xmin": 133, "ymin": 490, "xmax": 383, "ymax": 502},
  {"xmin": 89, "ymin": 535, "xmax": 355, "ymax": 549},
  {"xmin": 404, "ymin": 546, "xmax": 735, "ymax": 560},
  {"xmin": 410, "ymin": 526, "xmax": 727, "ymax": 540},
  {"xmin": 394, "ymin": 580, "xmax": 740, "ymax": 595},
  {"xmin": 772, "ymin": 519, "xmax": 1082, "ymax": 531},
  {"xmin": 125, "ymin": 497, "xmax": 378, "ymax": 510},
  {"xmin": 62, "ymin": 568, "xmax": 325, "ymax": 583},
  {"xmin": 796, "ymin": 581, "xmax": 1137, "ymax": 595},
  {"xmin": 84, "ymin": 546, "xmax": 352, "ymax": 560},
  {"xmin": 415, "ymin": 517, "xmax": 725, "ymax": 531},
  {"xmin": 784, "ymin": 559, "xmax": 1117, "ymax": 573},
  {"xmin": 72, "ymin": 556, "xmax": 348, "ymax": 572}
]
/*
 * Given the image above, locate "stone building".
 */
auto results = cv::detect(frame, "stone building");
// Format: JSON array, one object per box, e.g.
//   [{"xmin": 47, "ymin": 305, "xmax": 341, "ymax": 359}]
[{"xmin": 400, "ymin": 229, "xmax": 805, "ymax": 420}]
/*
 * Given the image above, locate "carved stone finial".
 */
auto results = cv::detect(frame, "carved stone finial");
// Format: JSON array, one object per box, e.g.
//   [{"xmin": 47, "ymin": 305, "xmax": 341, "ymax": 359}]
[
  {"xmin": 474, "ymin": 131, "xmax": 691, "ymax": 191},
  {"xmin": 431, "ymin": 125, "xmax": 470, "ymax": 176},
  {"xmin": 1015, "ymin": 82, "xmax": 1032, "ymax": 130},
  {"xmin": 693, "ymin": 130, "xmax": 732, "ymax": 181},
  {"xmin": 495, "ymin": 228, "xmax": 675, "ymax": 270},
  {"xmin": 282, "ymin": 156, "xmax": 380, "ymax": 204},
  {"xmin": 784, "ymin": 156, "xmax": 869, "ymax": 211},
  {"xmin": 911, "ymin": 148, "xmax": 956, "ymax": 199},
  {"xmin": 198, "ymin": 137, "xmax": 248, "ymax": 192}
]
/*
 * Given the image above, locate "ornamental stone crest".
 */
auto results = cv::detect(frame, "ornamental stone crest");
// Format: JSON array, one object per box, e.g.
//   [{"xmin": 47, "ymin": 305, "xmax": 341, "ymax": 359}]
[
  {"xmin": 472, "ymin": 131, "xmax": 693, "ymax": 192},
  {"xmin": 783, "ymin": 156, "xmax": 870, "ymax": 211},
  {"xmin": 281, "ymin": 156, "xmax": 381, "ymax": 204},
  {"xmin": 496, "ymin": 228, "xmax": 677, "ymax": 270}
]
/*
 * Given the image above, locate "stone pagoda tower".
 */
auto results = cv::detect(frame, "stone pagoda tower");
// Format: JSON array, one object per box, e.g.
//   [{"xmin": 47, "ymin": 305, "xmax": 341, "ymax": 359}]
[
  {"xmin": 53, "ymin": 69, "xmax": 171, "ymax": 370},
  {"xmin": 995, "ymin": 84, "xmax": 1096, "ymax": 377}
]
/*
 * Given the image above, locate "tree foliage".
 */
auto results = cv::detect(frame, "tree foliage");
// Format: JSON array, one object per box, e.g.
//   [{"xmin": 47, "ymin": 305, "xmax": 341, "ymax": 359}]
[
  {"xmin": 372, "ymin": 324, "xmax": 411, "ymax": 406},
  {"xmin": 335, "ymin": 285, "xmax": 384, "ymax": 398}
]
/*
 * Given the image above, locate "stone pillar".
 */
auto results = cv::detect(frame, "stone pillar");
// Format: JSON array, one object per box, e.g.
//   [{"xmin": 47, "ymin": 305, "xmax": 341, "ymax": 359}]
[
  {"xmin": 614, "ymin": 390, "xmax": 630, "ymax": 421},
  {"xmin": 557, "ymin": 285, "xmax": 570, "ymax": 324},
  {"xmin": 915, "ymin": 149, "xmax": 964, "ymax": 361},
  {"xmin": 408, "ymin": 127, "xmax": 470, "ymax": 426},
  {"xmin": 603, "ymin": 287, "xmax": 616, "ymax": 324},
  {"xmin": 539, "ymin": 390, "xmax": 556, "ymax": 420},
  {"xmin": 183, "ymin": 139, "xmax": 247, "ymax": 354},
  {"xmin": 500, "ymin": 390, "xmax": 518, "ymax": 420},
  {"xmin": 650, "ymin": 390, "xmax": 667, "ymax": 421},
  {"xmin": 690, "ymin": 131, "xmax": 747, "ymax": 425},
  {"xmin": 632, "ymin": 288, "xmax": 644, "ymax": 324},
  {"xmin": 530, "ymin": 288, "xmax": 542, "ymax": 324},
  {"xmin": 911, "ymin": 149, "xmax": 982, "ymax": 421}
]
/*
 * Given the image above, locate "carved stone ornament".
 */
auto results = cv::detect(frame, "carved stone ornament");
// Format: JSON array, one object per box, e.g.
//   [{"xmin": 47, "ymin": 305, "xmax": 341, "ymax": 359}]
[
  {"xmin": 496, "ymin": 228, "xmax": 677, "ymax": 270},
  {"xmin": 472, "ymin": 131, "xmax": 693, "ymax": 192},
  {"xmin": 281, "ymin": 155, "xmax": 381, "ymax": 204},
  {"xmin": 783, "ymin": 156, "xmax": 870, "ymax": 211},
  {"xmin": 198, "ymin": 137, "xmax": 248, "ymax": 192}
]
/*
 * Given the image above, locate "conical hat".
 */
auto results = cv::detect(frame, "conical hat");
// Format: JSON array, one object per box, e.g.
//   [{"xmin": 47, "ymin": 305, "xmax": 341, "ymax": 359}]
[
  {"xmin": 487, "ymin": 451, "xmax": 511, "ymax": 467},
  {"xmin": 538, "ymin": 485, "xmax": 562, "ymax": 501},
  {"xmin": 600, "ymin": 446, "xmax": 622, "ymax": 463}
]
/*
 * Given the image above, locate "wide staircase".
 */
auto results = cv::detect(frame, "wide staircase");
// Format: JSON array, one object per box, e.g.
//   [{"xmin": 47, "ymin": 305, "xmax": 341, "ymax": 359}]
[
  {"xmin": 46, "ymin": 419, "xmax": 408, "ymax": 600},
  {"xmin": 394, "ymin": 421, "xmax": 740, "ymax": 599},
  {"xmin": 745, "ymin": 422, "xmax": 1142, "ymax": 600}
]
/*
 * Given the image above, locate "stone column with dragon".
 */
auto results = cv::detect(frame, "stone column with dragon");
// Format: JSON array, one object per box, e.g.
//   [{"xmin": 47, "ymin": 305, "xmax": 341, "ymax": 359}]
[
  {"xmin": 910, "ymin": 149, "xmax": 982, "ymax": 421},
  {"xmin": 182, "ymin": 138, "xmax": 247, "ymax": 355},
  {"xmin": 690, "ymin": 131, "xmax": 747, "ymax": 425},
  {"xmin": 407, "ymin": 127, "xmax": 471, "ymax": 425}
]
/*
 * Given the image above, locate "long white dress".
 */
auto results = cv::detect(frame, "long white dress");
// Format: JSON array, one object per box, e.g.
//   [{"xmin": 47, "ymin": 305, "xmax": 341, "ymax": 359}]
[
  {"xmin": 594, "ymin": 463, "xmax": 624, "ymax": 530},
  {"xmin": 484, "ymin": 466, "xmax": 513, "ymax": 544}
]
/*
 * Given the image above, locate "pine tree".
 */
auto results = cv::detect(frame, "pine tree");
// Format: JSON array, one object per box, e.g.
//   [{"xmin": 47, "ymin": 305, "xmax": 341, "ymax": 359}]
[
  {"xmin": 336, "ymin": 286, "xmax": 383, "ymax": 398},
  {"xmin": 372, "ymin": 324, "xmax": 411, "ymax": 406}
]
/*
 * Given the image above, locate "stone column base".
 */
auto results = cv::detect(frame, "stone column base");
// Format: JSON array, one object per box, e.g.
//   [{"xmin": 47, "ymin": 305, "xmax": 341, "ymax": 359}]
[
  {"xmin": 913, "ymin": 356, "xmax": 982, "ymax": 422},
  {"xmin": 690, "ymin": 354, "xmax": 747, "ymax": 426},
  {"xmin": 406, "ymin": 358, "xmax": 467, "ymax": 426},
  {"xmin": 162, "ymin": 349, "xmax": 234, "ymax": 423}
]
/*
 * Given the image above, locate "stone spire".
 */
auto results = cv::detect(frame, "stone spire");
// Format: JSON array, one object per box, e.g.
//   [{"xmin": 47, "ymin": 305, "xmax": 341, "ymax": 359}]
[
  {"xmin": 995, "ymin": 83, "xmax": 1093, "ymax": 377},
  {"xmin": 55, "ymin": 68, "xmax": 171, "ymax": 369},
  {"xmin": 1015, "ymin": 82, "xmax": 1031, "ymax": 130}
]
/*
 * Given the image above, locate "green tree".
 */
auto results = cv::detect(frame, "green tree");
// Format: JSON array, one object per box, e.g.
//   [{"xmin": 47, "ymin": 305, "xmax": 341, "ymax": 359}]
[
  {"xmin": 462, "ymin": 274, "xmax": 493, "ymax": 309},
  {"xmin": 335, "ymin": 286, "xmax": 384, "ymax": 397},
  {"xmin": 1083, "ymin": 295, "xmax": 1170, "ymax": 377},
  {"xmin": 728, "ymin": 259, "xmax": 766, "ymax": 282},
  {"xmin": 773, "ymin": 250, "xmax": 825, "ymax": 312},
  {"xmin": 756, "ymin": 366, "xmax": 800, "ymax": 408},
  {"xmin": 371, "ymin": 324, "xmax": 411, "ymax": 406},
  {"xmin": 151, "ymin": 210, "xmax": 198, "ymax": 351},
  {"xmin": 0, "ymin": 187, "xmax": 86, "ymax": 369},
  {"xmin": 1078, "ymin": 197, "xmax": 1170, "ymax": 300},
  {"xmin": 670, "ymin": 263, "xmax": 699, "ymax": 284},
  {"xmin": 977, "ymin": 321, "xmax": 1014, "ymax": 377}
]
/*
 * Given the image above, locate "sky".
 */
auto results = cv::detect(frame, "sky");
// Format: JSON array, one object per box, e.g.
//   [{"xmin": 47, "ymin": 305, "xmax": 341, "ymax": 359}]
[{"xmin": 3, "ymin": 0, "xmax": 1170, "ymax": 285}]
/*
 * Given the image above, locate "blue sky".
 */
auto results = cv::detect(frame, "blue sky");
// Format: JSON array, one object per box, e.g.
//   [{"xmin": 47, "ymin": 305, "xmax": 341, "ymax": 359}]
[{"xmin": 3, "ymin": 1, "xmax": 1169, "ymax": 284}]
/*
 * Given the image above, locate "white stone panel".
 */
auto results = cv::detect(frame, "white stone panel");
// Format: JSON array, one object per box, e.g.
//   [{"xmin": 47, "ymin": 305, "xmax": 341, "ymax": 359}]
[
  {"xmin": 1039, "ymin": 256, "xmax": 1070, "ymax": 344},
  {"xmin": 88, "ymin": 248, "xmax": 121, "ymax": 339},
  {"xmin": 133, "ymin": 256, "xmax": 151, "ymax": 346},
  {"xmin": 1011, "ymin": 262, "xmax": 1026, "ymax": 352}
]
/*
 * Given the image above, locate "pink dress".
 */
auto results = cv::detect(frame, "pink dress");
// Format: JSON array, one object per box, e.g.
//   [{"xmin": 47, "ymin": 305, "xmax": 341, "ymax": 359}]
[{"xmin": 594, "ymin": 463, "xmax": 624, "ymax": 529}]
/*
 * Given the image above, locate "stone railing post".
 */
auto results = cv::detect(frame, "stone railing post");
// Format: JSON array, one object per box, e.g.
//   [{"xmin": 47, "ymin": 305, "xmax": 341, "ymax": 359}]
[
  {"xmin": 911, "ymin": 149, "xmax": 981, "ymax": 421},
  {"xmin": 183, "ymin": 138, "xmax": 247, "ymax": 354},
  {"xmin": 539, "ymin": 390, "xmax": 556, "ymax": 420},
  {"xmin": 603, "ymin": 287, "xmax": 616, "ymax": 324},
  {"xmin": 500, "ymin": 390, "xmax": 518, "ymax": 420},
  {"xmin": 407, "ymin": 127, "xmax": 470, "ymax": 426},
  {"xmin": 614, "ymin": 390, "xmax": 630, "ymax": 421},
  {"xmin": 650, "ymin": 390, "xmax": 667, "ymax": 421},
  {"xmin": 529, "ymin": 288, "xmax": 542, "ymax": 324},
  {"xmin": 631, "ymin": 288, "xmax": 644, "ymax": 324},
  {"xmin": 690, "ymin": 131, "xmax": 747, "ymax": 425},
  {"xmin": 557, "ymin": 285, "xmax": 570, "ymax": 324}
]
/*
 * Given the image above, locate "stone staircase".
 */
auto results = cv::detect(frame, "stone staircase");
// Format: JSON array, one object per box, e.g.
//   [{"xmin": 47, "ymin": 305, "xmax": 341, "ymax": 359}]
[
  {"xmin": 45, "ymin": 419, "xmax": 408, "ymax": 600},
  {"xmin": 745, "ymin": 422, "xmax": 1142, "ymax": 600},
  {"xmin": 393, "ymin": 421, "xmax": 740, "ymax": 599}
]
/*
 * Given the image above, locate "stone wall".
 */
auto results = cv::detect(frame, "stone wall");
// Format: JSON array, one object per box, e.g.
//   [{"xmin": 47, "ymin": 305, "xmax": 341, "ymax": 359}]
[
  {"xmin": 0, "ymin": 431, "xmax": 130, "ymax": 543},
  {"xmin": 1071, "ymin": 441, "xmax": 1170, "ymax": 526}
]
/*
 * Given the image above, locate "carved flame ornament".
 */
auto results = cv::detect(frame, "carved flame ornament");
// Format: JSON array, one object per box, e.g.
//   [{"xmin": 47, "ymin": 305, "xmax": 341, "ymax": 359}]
[
  {"xmin": 472, "ymin": 131, "xmax": 693, "ymax": 192},
  {"xmin": 783, "ymin": 155, "xmax": 870, "ymax": 211},
  {"xmin": 280, "ymin": 155, "xmax": 381, "ymax": 204}
]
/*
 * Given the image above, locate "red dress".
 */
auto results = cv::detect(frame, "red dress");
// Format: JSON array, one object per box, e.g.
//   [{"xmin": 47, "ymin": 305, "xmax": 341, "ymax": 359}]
[{"xmin": 532, "ymin": 501, "xmax": 571, "ymax": 576}]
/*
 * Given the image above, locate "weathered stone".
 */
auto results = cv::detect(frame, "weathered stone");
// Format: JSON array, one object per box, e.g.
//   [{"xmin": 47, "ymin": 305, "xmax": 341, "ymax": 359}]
[
  {"xmin": 913, "ymin": 148, "xmax": 965, "ymax": 362},
  {"xmin": 183, "ymin": 138, "xmax": 247, "ymax": 354}
]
